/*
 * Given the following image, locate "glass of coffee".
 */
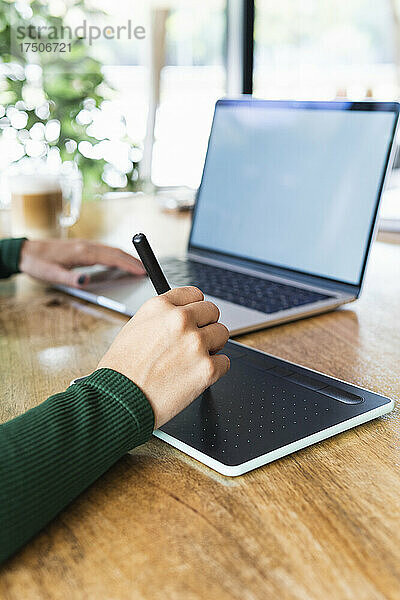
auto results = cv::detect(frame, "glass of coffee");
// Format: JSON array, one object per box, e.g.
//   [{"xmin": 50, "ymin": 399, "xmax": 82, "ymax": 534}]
[{"xmin": 9, "ymin": 168, "xmax": 82, "ymax": 239}]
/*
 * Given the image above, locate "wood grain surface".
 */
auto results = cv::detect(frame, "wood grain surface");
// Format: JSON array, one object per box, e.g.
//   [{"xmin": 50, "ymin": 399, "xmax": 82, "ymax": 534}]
[{"xmin": 0, "ymin": 196, "xmax": 399, "ymax": 600}]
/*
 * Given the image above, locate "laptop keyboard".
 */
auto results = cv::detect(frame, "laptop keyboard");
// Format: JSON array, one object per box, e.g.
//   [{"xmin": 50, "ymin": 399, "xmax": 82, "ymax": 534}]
[{"xmin": 162, "ymin": 258, "xmax": 331, "ymax": 314}]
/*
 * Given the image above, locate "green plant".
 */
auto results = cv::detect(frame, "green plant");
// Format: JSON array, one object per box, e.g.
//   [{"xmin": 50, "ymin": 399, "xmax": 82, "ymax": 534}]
[{"xmin": 0, "ymin": 0, "xmax": 140, "ymax": 199}]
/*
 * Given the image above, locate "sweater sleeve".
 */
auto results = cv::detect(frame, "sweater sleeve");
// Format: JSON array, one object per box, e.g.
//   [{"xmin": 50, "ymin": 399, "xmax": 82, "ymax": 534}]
[
  {"xmin": 0, "ymin": 368, "xmax": 154, "ymax": 564},
  {"xmin": 0, "ymin": 238, "xmax": 26, "ymax": 278}
]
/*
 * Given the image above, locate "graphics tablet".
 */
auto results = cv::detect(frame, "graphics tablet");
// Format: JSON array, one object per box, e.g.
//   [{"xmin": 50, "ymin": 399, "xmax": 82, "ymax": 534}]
[{"xmin": 155, "ymin": 341, "xmax": 394, "ymax": 476}]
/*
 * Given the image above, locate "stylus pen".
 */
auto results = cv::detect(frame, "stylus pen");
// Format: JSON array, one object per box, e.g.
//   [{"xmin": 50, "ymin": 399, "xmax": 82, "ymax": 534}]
[{"xmin": 132, "ymin": 233, "xmax": 171, "ymax": 295}]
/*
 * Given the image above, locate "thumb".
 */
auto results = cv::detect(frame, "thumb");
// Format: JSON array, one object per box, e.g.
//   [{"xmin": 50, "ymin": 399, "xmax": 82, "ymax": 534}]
[
  {"xmin": 22, "ymin": 257, "xmax": 87, "ymax": 288},
  {"xmin": 44, "ymin": 263, "xmax": 88, "ymax": 288}
]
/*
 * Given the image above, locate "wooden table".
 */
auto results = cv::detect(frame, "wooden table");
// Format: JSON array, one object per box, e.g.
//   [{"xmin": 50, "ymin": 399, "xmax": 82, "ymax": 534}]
[{"xmin": 1, "ymin": 196, "xmax": 400, "ymax": 600}]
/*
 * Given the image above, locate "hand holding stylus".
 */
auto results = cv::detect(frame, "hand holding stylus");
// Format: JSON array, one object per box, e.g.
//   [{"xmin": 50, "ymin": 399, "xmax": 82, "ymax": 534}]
[{"xmin": 98, "ymin": 234, "xmax": 230, "ymax": 428}]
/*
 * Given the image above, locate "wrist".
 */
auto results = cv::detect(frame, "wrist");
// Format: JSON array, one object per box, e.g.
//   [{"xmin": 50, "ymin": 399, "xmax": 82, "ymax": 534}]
[
  {"xmin": 18, "ymin": 238, "xmax": 33, "ymax": 273},
  {"xmin": 81, "ymin": 368, "xmax": 155, "ymax": 435},
  {"xmin": 97, "ymin": 357, "xmax": 162, "ymax": 429}
]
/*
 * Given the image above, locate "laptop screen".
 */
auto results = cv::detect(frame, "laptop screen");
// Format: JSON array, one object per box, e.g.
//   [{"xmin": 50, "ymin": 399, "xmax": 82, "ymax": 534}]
[{"xmin": 189, "ymin": 100, "xmax": 398, "ymax": 286}]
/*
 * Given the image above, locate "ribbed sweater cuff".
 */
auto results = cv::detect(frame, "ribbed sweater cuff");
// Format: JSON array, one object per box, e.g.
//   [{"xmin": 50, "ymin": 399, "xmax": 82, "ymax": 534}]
[
  {"xmin": 79, "ymin": 368, "xmax": 155, "ymax": 443},
  {"xmin": 0, "ymin": 237, "xmax": 27, "ymax": 277}
]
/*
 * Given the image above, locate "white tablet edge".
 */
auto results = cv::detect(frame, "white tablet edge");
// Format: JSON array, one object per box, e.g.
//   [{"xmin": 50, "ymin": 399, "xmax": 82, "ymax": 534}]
[{"xmin": 153, "ymin": 400, "xmax": 394, "ymax": 477}]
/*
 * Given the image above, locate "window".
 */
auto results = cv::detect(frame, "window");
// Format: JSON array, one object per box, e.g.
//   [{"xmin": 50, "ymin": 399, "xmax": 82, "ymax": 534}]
[
  {"xmin": 153, "ymin": 1, "xmax": 227, "ymax": 188},
  {"xmin": 97, "ymin": 0, "xmax": 228, "ymax": 189},
  {"xmin": 254, "ymin": 0, "xmax": 399, "ymax": 100}
]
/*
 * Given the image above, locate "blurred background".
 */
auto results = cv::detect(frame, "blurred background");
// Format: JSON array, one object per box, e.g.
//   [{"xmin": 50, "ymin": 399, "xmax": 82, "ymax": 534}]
[{"xmin": 1, "ymin": 0, "xmax": 400, "ymax": 227}]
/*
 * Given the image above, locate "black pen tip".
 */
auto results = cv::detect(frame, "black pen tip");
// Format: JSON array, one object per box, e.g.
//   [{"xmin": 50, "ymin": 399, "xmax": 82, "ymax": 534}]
[{"xmin": 133, "ymin": 233, "xmax": 145, "ymax": 245}]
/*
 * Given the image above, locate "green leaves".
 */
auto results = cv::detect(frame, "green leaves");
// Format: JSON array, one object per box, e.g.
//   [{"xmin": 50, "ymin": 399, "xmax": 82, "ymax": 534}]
[{"xmin": 0, "ymin": 0, "xmax": 140, "ymax": 200}]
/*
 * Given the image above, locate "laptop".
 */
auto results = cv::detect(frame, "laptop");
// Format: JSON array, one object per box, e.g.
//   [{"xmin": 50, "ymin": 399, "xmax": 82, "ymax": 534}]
[{"xmin": 58, "ymin": 99, "xmax": 400, "ymax": 335}]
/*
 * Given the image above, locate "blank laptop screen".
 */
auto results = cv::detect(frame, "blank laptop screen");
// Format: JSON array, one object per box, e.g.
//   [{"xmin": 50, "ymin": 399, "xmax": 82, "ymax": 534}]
[{"xmin": 190, "ymin": 101, "xmax": 397, "ymax": 285}]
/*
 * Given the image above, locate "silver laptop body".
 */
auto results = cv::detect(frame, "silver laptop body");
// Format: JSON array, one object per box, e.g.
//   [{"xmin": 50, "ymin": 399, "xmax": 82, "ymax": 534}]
[{"xmin": 57, "ymin": 99, "xmax": 399, "ymax": 335}]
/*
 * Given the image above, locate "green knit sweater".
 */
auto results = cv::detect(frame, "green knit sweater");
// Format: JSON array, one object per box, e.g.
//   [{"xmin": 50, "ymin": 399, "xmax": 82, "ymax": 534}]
[{"xmin": 0, "ymin": 239, "xmax": 155, "ymax": 564}]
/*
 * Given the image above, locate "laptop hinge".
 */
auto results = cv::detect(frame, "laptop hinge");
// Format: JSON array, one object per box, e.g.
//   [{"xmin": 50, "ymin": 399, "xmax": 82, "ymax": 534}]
[{"xmin": 186, "ymin": 248, "xmax": 359, "ymax": 297}]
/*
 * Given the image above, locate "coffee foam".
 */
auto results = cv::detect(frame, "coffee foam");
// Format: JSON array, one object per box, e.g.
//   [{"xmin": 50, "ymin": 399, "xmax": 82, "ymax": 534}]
[{"xmin": 9, "ymin": 174, "xmax": 62, "ymax": 195}]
